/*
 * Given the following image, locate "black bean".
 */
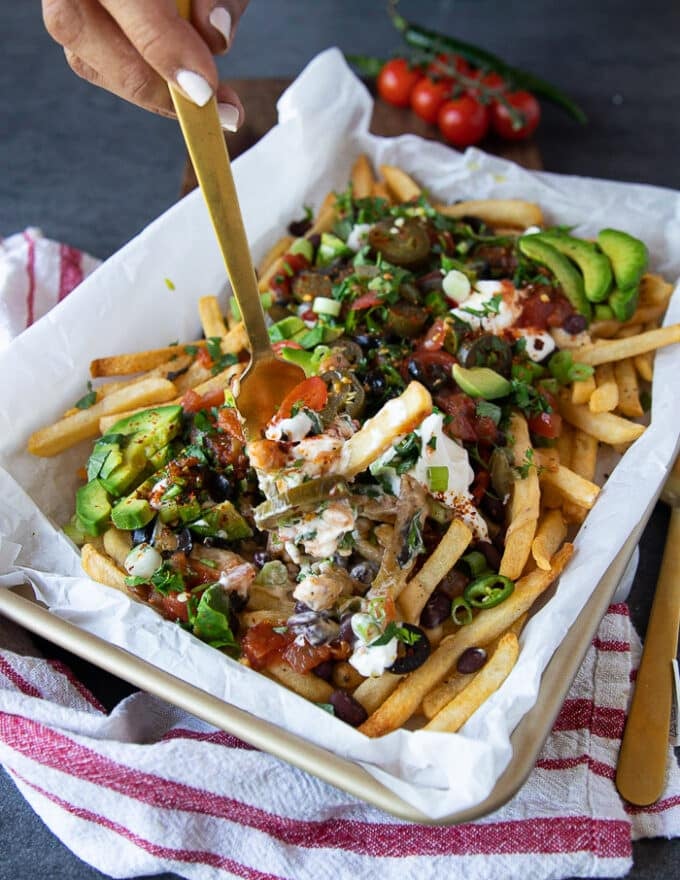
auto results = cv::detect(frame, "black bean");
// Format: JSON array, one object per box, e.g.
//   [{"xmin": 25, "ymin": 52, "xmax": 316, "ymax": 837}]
[
  {"xmin": 562, "ymin": 312, "xmax": 588, "ymax": 335},
  {"xmin": 287, "ymin": 218, "xmax": 312, "ymax": 237},
  {"xmin": 387, "ymin": 625, "xmax": 431, "ymax": 674},
  {"xmin": 481, "ymin": 494, "xmax": 505, "ymax": 524},
  {"xmin": 329, "ymin": 690, "xmax": 368, "ymax": 727},
  {"xmin": 175, "ymin": 528, "xmax": 193, "ymax": 555},
  {"xmin": 355, "ymin": 333, "xmax": 379, "ymax": 350},
  {"xmin": 294, "ymin": 600, "xmax": 312, "ymax": 614},
  {"xmin": 420, "ymin": 592, "xmax": 452, "ymax": 629},
  {"xmin": 363, "ymin": 370, "xmax": 387, "ymax": 396},
  {"xmin": 457, "ymin": 647, "xmax": 488, "ymax": 674},
  {"xmin": 205, "ymin": 471, "xmax": 236, "ymax": 502},
  {"xmin": 253, "ymin": 550, "xmax": 271, "ymax": 568},
  {"xmin": 476, "ymin": 540, "xmax": 502, "ymax": 571},
  {"xmin": 349, "ymin": 561, "xmax": 379, "ymax": 585},
  {"xmin": 437, "ymin": 568, "xmax": 470, "ymax": 599},
  {"xmin": 312, "ymin": 660, "xmax": 335, "ymax": 682},
  {"xmin": 131, "ymin": 518, "xmax": 156, "ymax": 546},
  {"xmin": 338, "ymin": 613, "xmax": 357, "ymax": 646}
]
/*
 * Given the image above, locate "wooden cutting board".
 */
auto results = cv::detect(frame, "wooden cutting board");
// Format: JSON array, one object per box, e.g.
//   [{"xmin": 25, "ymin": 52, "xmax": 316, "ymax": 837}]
[{"xmin": 180, "ymin": 77, "xmax": 542, "ymax": 195}]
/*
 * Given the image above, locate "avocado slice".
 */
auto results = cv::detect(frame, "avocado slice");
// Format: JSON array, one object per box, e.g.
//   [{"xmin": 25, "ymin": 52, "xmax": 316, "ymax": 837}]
[
  {"xmin": 597, "ymin": 229, "xmax": 648, "ymax": 291},
  {"xmin": 609, "ymin": 286, "xmax": 640, "ymax": 322},
  {"xmin": 111, "ymin": 496, "xmax": 155, "ymax": 531},
  {"xmin": 88, "ymin": 405, "xmax": 183, "ymax": 497},
  {"xmin": 519, "ymin": 236, "xmax": 592, "ymax": 320},
  {"xmin": 188, "ymin": 500, "xmax": 253, "ymax": 541},
  {"xmin": 452, "ymin": 364, "xmax": 511, "ymax": 400},
  {"xmin": 537, "ymin": 232, "xmax": 613, "ymax": 303},
  {"xmin": 75, "ymin": 479, "xmax": 112, "ymax": 536}
]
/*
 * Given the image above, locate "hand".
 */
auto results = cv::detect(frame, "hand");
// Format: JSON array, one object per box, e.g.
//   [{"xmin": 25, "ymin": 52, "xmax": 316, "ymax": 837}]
[{"xmin": 42, "ymin": 0, "xmax": 250, "ymax": 130}]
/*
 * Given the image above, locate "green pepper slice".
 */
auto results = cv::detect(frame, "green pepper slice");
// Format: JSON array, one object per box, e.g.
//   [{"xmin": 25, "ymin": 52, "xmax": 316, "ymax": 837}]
[{"xmin": 464, "ymin": 574, "xmax": 515, "ymax": 609}]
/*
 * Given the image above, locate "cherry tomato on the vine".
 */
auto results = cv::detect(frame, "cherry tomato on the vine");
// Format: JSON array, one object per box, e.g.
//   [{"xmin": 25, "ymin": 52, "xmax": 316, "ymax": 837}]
[
  {"xmin": 490, "ymin": 90, "xmax": 541, "ymax": 141},
  {"xmin": 377, "ymin": 58, "xmax": 423, "ymax": 107},
  {"xmin": 437, "ymin": 95, "xmax": 489, "ymax": 148},
  {"xmin": 410, "ymin": 77, "xmax": 450, "ymax": 124},
  {"xmin": 466, "ymin": 70, "xmax": 506, "ymax": 99},
  {"xmin": 427, "ymin": 52, "xmax": 473, "ymax": 80}
]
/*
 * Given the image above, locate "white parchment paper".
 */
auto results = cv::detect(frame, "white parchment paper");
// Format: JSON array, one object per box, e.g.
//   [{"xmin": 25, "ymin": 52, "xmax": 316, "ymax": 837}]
[{"xmin": 1, "ymin": 49, "xmax": 679, "ymax": 819}]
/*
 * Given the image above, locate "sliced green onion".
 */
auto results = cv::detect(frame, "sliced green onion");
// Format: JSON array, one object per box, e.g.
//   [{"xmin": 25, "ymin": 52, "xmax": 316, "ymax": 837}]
[
  {"xmin": 548, "ymin": 350, "xmax": 594, "ymax": 385},
  {"xmin": 442, "ymin": 269, "xmax": 471, "ymax": 302},
  {"xmin": 312, "ymin": 296, "xmax": 342, "ymax": 317},
  {"xmin": 451, "ymin": 597, "xmax": 473, "ymax": 626},
  {"xmin": 461, "ymin": 551, "xmax": 492, "ymax": 579},
  {"xmin": 427, "ymin": 465, "xmax": 449, "ymax": 493}
]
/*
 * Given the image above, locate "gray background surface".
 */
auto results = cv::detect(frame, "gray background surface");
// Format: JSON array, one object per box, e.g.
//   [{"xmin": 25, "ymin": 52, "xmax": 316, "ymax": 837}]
[{"xmin": 1, "ymin": 1, "xmax": 679, "ymax": 877}]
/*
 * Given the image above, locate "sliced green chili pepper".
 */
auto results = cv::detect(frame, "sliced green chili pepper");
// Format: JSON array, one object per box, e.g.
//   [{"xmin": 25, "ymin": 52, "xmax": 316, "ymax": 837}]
[
  {"xmin": 390, "ymin": 13, "xmax": 587, "ymax": 124},
  {"xmin": 464, "ymin": 574, "xmax": 515, "ymax": 609},
  {"xmin": 451, "ymin": 596, "xmax": 474, "ymax": 626}
]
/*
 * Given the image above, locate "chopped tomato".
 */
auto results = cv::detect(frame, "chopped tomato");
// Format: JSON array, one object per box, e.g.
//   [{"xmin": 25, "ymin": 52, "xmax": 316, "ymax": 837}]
[
  {"xmin": 419, "ymin": 317, "xmax": 449, "ymax": 352},
  {"xmin": 281, "ymin": 252, "xmax": 310, "ymax": 275},
  {"xmin": 471, "ymin": 469, "xmax": 490, "ymax": 506},
  {"xmin": 350, "ymin": 292, "xmax": 383, "ymax": 310},
  {"xmin": 435, "ymin": 390, "xmax": 499, "ymax": 445},
  {"xmin": 528, "ymin": 410, "xmax": 562, "ymax": 439},
  {"xmin": 241, "ymin": 622, "xmax": 294, "ymax": 670},
  {"xmin": 519, "ymin": 288, "xmax": 574, "ymax": 330},
  {"xmin": 216, "ymin": 407, "xmax": 246, "ymax": 443},
  {"xmin": 150, "ymin": 591, "xmax": 189, "ymax": 624},
  {"xmin": 276, "ymin": 376, "xmax": 328, "ymax": 419},
  {"xmin": 181, "ymin": 387, "xmax": 226, "ymax": 413},
  {"xmin": 196, "ymin": 346, "xmax": 214, "ymax": 369},
  {"xmin": 282, "ymin": 639, "xmax": 350, "ymax": 675}
]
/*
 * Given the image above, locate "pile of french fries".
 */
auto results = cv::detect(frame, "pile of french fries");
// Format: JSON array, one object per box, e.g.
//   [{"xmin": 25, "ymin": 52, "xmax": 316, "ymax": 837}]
[{"xmin": 27, "ymin": 155, "xmax": 680, "ymax": 739}]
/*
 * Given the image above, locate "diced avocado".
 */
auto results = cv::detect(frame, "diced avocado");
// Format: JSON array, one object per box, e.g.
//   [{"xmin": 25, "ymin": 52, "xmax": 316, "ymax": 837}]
[
  {"xmin": 597, "ymin": 229, "xmax": 648, "ymax": 291},
  {"xmin": 75, "ymin": 479, "xmax": 112, "ymax": 536},
  {"xmin": 63, "ymin": 514, "xmax": 91, "ymax": 546},
  {"xmin": 111, "ymin": 496, "xmax": 155, "ymax": 531},
  {"xmin": 316, "ymin": 233, "xmax": 352, "ymax": 266},
  {"xmin": 537, "ymin": 232, "xmax": 613, "ymax": 303},
  {"xmin": 519, "ymin": 236, "xmax": 592, "ymax": 320},
  {"xmin": 609, "ymin": 286, "xmax": 640, "ymax": 322},
  {"xmin": 89, "ymin": 405, "xmax": 183, "ymax": 497},
  {"xmin": 188, "ymin": 500, "xmax": 253, "ymax": 541},
  {"xmin": 268, "ymin": 315, "xmax": 307, "ymax": 342},
  {"xmin": 452, "ymin": 365, "xmax": 511, "ymax": 400},
  {"xmin": 288, "ymin": 237, "xmax": 314, "ymax": 262},
  {"xmin": 158, "ymin": 496, "xmax": 202, "ymax": 525}
]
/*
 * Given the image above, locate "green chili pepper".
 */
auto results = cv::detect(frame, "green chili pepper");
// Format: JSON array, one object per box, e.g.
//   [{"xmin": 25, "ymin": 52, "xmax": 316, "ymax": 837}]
[
  {"xmin": 451, "ymin": 596, "xmax": 474, "ymax": 626},
  {"xmin": 464, "ymin": 574, "xmax": 515, "ymax": 609},
  {"xmin": 390, "ymin": 13, "xmax": 587, "ymax": 124}
]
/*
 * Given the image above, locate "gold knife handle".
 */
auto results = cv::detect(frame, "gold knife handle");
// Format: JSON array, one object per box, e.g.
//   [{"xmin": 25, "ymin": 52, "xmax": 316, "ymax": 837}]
[
  {"xmin": 171, "ymin": 0, "xmax": 272, "ymax": 360},
  {"xmin": 616, "ymin": 505, "xmax": 680, "ymax": 805}
]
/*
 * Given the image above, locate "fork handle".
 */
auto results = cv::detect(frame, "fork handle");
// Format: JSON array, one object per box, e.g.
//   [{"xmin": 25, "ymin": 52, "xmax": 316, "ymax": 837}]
[{"xmin": 616, "ymin": 505, "xmax": 680, "ymax": 805}]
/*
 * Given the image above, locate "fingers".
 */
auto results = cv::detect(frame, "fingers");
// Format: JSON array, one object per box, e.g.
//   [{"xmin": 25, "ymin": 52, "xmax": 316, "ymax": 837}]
[
  {"xmin": 192, "ymin": 0, "xmax": 250, "ymax": 54},
  {"xmin": 97, "ymin": 0, "xmax": 219, "ymax": 105},
  {"xmin": 44, "ymin": 0, "xmax": 176, "ymax": 115}
]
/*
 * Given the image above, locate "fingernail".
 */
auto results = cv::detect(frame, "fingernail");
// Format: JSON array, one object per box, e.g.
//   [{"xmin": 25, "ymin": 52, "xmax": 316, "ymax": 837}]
[
  {"xmin": 209, "ymin": 6, "xmax": 232, "ymax": 47},
  {"xmin": 176, "ymin": 70, "xmax": 213, "ymax": 107},
  {"xmin": 217, "ymin": 102, "xmax": 240, "ymax": 132}
]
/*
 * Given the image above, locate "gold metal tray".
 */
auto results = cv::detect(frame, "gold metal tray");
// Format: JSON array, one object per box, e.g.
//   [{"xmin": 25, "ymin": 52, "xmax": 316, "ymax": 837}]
[{"xmin": 0, "ymin": 500, "xmax": 653, "ymax": 825}]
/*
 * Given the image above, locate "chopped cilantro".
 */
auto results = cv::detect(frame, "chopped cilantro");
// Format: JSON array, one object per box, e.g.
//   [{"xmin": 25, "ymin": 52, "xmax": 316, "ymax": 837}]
[
  {"xmin": 461, "ymin": 293, "xmax": 502, "ymax": 319},
  {"xmin": 75, "ymin": 381, "xmax": 97, "ymax": 410}
]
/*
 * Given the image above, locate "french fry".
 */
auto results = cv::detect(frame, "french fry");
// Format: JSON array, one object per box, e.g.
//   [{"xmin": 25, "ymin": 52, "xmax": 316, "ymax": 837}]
[
  {"xmin": 28, "ymin": 377, "xmax": 177, "ymax": 456},
  {"xmin": 499, "ymin": 413, "xmax": 540, "ymax": 580},
  {"xmin": 352, "ymin": 671, "xmax": 402, "ymax": 714},
  {"xmin": 421, "ymin": 615, "xmax": 528, "ymax": 719},
  {"xmin": 102, "ymin": 528, "xmax": 132, "ymax": 568},
  {"xmin": 372, "ymin": 181, "xmax": 391, "ymax": 202},
  {"xmin": 539, "ymin": 465, "xmax": 600, "ymax": 509},
  {"xmin": 639, "ymin": 273, "xmax": 674, "ymax": 307},
  {"xmin": 257, "ymin": 234, "xmax": 294, "ymax": 277},
  {"xmin": 423, "ymin": 632, "xmax": 520, "ymax": 732},
  {"xmin": 266, "ymin": 661, "xmax": 334, "ymax": 702},
  {"xmin": 332, "ymin": 661, "xmax": 365, "ymax": 692},
  {"xmin": 81, "ymin": 543, "xmax": 128, "ymax": 592},
  {"xmin": 379, "ymin": 164, "xmax": 422, "ymax": 202},
  {"xmin": 633, "ymin": 324, "xmax": 656, "ymax": 382},
  {"xmin": 571, "ymin": 373, "xmax": 596, "ymax": 405},
  {"xmin": 350, "ymin": 153, "xmax": 375, "ymax": 199},
  {"xmin": 240, "ymin": 609, "xmax": 290, "ymax": 628},
  {"xmin": 435, "ymin": 199, "xmax": 543, "ymax": 229},
  {"xmin": 339, "ymin": 382, "xmax": 432, "ymax": 477},
  {"xmin": 531, "ymin": 510, "xmax": 567, "ymax": 571},
  {"xmin": 562, "ymin": 428, "xmax": 599, "ymax": 521},
  {"xmin": 398, "ymin": 519, "xmax": 472, "ymax": 624},
  {"xmin": 589, "ymin": 363, "xmax": 619, "ymax": 413},
  {"xmin": 573, "ymin": 323, "xmax": 680, "ymax": 366},
  {"xmin": 358, "ymin": 544, "xmax": 573, "ymax": 737},
  {"xmin": 308, "ymin": 191, "xmax": 337, "ymax": 236},
  {"xmin": 559, "ymin": 394, "xmax": 645, "ymax": 445},
  {"xmin": 198, "ymin": 296, "xmax": 228, "ymax": 339},
  {"xmin": 90, "ymin": 343, "xmax": 204, "ymax": 377},
  {"xmin": 614, "ymin": 358, "xmax": 644, "ymax": 418}
]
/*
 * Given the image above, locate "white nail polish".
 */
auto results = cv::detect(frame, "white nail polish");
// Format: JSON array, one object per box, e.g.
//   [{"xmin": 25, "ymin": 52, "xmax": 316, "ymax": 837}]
[
  {"xmin": 209, "ymin": 6, "xmax": 232, "ymax": 46},
  {"xmin": 176, "ymin": 70, "xmax": 213, "ymax": 107},
  {"xmin": 217, "ymin": 103, "xmax": 239, "ymax": 132}
]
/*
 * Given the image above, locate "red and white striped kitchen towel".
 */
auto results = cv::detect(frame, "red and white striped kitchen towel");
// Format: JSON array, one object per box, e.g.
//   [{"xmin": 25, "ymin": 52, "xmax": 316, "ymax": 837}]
[
  {"xmin": 0, "ymin": 234, "xmax": 679, "ymax": 878},
  {"xmin": 1, "ymin": 604, "xmax": 678, "ymax": 880}
]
